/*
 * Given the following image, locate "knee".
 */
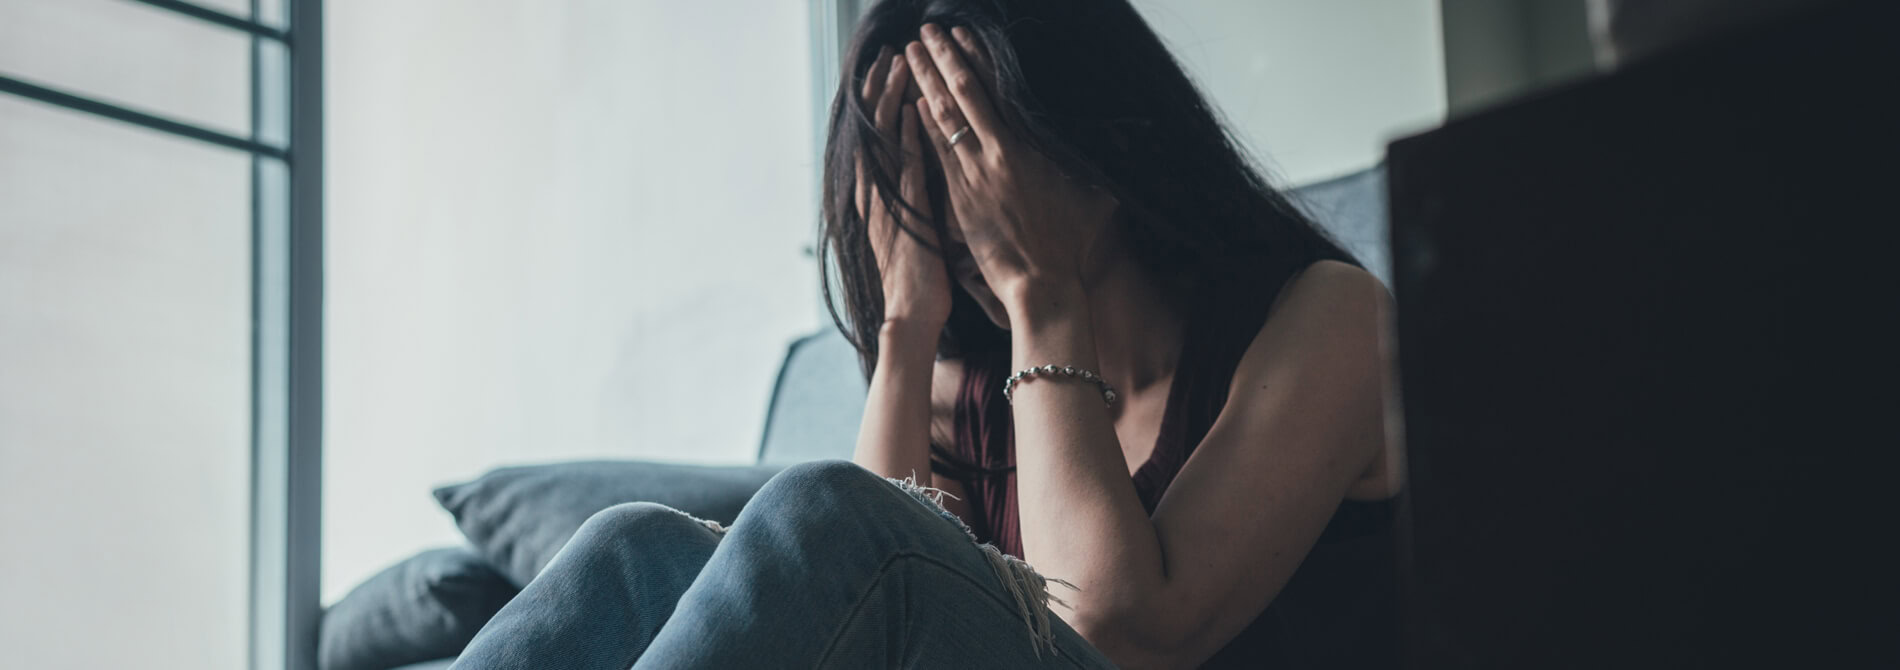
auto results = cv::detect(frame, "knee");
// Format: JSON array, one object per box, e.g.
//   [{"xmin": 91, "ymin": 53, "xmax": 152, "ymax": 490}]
[
  {"xmin": 743, "ymin": 460, "xmax": 950, "ymax": 536},
  {"xmin": 735, "ymin": 460, "xmax": 977, "ymax": 561},
  {"xmin": 750, "ymin": 459, "xmax": 886, "ymax": 507},
  {"xmin": 565, "ymin": 502, "xmax": 709, "ymax": 559}
]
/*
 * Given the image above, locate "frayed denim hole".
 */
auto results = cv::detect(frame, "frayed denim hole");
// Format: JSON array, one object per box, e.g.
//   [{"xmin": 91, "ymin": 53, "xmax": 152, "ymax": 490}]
[{"xmin": 882, "ymin": 473, "xmax": 1078, "ymax": 659}]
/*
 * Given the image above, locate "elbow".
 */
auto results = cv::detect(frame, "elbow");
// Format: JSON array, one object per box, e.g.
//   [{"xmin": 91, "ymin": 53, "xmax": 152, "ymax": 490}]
[{"xmin": 1066, "ymin": 600, "xmax": 1207, "ymax": 670}]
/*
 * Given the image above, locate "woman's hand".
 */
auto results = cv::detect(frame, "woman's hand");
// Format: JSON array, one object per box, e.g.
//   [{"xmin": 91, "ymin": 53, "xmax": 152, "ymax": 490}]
[
  {"xmin": 858, "ymin": 47, "xmax": 953, "ymax": 331},
  {"xmin": 905, "ymin": 24, "xmax": 1119, "ymax": 320}
]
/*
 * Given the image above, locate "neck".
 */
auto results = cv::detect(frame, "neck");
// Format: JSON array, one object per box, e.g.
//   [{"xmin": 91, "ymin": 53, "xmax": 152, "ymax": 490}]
[{"xmin": 1082, "ymin": 249, "xmax": 1184, "ymax": 395}]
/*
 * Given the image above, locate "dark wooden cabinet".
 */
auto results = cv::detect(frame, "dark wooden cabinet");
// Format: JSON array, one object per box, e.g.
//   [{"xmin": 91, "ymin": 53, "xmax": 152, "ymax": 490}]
[{"xmin": 1386, "ymin": 1, "xmax": 1898, "ymax": 666}]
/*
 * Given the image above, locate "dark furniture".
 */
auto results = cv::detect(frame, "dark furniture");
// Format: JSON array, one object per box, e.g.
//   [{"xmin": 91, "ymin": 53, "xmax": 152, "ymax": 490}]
[{"xmin": 1386, "ymin": 0, "xmax": 1897, "ymax": 666}]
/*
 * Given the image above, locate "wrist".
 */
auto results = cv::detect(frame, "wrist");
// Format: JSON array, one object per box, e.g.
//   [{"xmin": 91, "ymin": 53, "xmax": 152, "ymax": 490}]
[
  {"xmin": 1000, "ymin": 278, "xmax": 1090, "ymax": 330},
  {"xmin": 880, "ymin": 314, "xmax": 944, "ymax": 340},
  {"xmin": 878, "ymin": 318, "xmax": 942, "ymax": 361},
  {"xmin": 881, "ymin": 299, "xmax": 949, "ymax": 330}
]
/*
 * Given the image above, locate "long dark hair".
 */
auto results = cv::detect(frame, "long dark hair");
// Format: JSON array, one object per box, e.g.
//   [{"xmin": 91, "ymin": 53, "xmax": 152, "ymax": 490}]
[{"xmin": 819, "ymin": 0, "xmax": 1354, "ymax": 381}]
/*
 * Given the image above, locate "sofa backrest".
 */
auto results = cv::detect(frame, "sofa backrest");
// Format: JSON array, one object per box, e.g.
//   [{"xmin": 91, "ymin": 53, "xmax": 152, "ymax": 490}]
[
  {"xmin": 1287, "ymin": 164, "xmax": 1391, "ymax": 286},
  {"xmin": 756, "ymin": 327, "xmax": 868, "ymax": 465}
]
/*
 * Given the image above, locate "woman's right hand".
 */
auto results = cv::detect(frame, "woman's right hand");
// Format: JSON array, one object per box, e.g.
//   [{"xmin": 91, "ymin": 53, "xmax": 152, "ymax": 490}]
[{"xmin": 857, "ymin": 47, "xmax": 952, "ymax": 332}]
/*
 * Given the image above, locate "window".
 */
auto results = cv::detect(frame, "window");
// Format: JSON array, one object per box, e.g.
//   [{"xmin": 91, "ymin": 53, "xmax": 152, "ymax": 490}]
[{"xmin": 0, "ymin": 1, "xmax": 321, "ymax": 668}]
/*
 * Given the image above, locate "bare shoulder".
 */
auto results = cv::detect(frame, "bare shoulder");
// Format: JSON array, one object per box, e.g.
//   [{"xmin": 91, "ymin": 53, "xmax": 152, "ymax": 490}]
[
  {"xmin": 1272, "ymin": 260, "xmax": 1387, "ymax": 323},
  {"xmin": 1229, "ymin": 260, "xmax": 1391, "ymax": 415},
  {"xmin": 1246, "ymin": 260, "xmax": 1389, "ymax": 357}
]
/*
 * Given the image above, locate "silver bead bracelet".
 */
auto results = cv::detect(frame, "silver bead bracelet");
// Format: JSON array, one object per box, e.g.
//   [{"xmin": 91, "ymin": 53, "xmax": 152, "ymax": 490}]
[{"xmin": 1002, "ymin": 364, "xmax": 1119, "ymax": 406}]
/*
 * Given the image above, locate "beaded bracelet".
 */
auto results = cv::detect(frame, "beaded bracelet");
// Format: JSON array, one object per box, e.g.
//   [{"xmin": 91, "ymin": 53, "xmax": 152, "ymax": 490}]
[{"xmin": 1002, "ymin": 364, "xmax": 1119, "ymax": 406}]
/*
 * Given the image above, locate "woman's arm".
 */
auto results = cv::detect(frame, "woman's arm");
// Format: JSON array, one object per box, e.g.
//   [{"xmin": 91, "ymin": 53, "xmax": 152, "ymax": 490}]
[
  {"xmin": 851, "ymin": 320, "xmax": 940, "ymax": 482},
  {"xmin": 1006, "ymin": 263, "xmax": 1391, "ymax": 668},
  {"xmin": 846, "ymin": 45, "xmax": 955, "ymax": 484},
  {"xmin": 853, "ymin": 323, "xmax": 981, "ymax": 527}
]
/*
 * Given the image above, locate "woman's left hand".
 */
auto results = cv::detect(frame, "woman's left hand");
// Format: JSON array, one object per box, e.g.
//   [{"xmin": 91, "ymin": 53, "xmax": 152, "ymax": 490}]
[{"xmin": 905, "ymin": 24, "xmax": 1119, "ymax": 319}]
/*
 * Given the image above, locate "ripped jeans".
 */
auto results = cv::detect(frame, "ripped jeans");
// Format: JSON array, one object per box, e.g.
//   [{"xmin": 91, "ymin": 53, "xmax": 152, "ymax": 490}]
[{"xmin": 450, "ymin": 460, "xmax": 1118, "ymax": 669}]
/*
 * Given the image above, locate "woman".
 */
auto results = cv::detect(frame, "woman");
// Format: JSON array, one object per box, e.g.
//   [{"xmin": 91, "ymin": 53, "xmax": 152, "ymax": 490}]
[{"xmin": 454, "ymin": 1, "xmax": 1399, "ymax": 667}]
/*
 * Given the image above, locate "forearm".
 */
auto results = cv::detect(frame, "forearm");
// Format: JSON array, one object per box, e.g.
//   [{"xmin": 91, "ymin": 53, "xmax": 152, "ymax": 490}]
[
  {"xmin": 851, "ymin": 320, "xmax": 940, "ymax": 482},
  {"xmin": 1005, "ymin": 285, "xmax": 1169, "ymax": 635}
]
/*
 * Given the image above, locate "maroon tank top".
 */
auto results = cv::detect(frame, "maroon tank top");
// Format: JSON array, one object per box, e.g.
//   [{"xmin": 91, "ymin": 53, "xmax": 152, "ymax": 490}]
[{"xmin": 941, "ymin": 261, "xmax": 1399, "ymax": 668}]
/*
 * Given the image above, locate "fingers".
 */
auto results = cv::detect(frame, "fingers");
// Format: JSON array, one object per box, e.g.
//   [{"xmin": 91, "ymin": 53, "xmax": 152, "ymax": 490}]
[
  {"xmin": 897, "ymin": 103, "xmax": 935, "ymax": 240},
  {"xmin": 870, "ymin": 55, "xmax": 918, "ymax": 227},
  {"xmin": 873, "ymin": 54, "xmax": 911, "ymax": 137},
  {"xmin": 949, "ymin": 26, "xmax": 994, "ymax": 81},
  {"xmin": 855, "ymin": 152, "xmax": 869, "ymax": 220},
  {"xmin": 916, "ymin": 98, "xmax": 965, "ymax": 184},
  {"xmin": 919, "ymin": 24, "xmax": 1003, "ymax": 148},
  {"xmin": 948, "ymin": 25, "xmax": 999, "ymax": 110},
  {"xmin": 899, "ymin": 102, "xmax": 924, "ymax": 185},
  {"xmin": 905, "ymin": 38, "xmax": 979, "ymax": 165},
  {"xmin": 859, "ymin": 45, "xmax": 893, "ymax": 104},
  {"xmin": 857, "ymin": 46, "xmax": 893, "ymax": 222},
  {"xmin": 859, "ymin": 46, "xmax": 911, "ymax": 226}
]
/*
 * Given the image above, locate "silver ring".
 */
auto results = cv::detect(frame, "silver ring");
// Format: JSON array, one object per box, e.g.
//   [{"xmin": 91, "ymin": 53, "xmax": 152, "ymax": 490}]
[{"xmin": 948, "ymin": 125, "xmax": 974, "ymax": 147}]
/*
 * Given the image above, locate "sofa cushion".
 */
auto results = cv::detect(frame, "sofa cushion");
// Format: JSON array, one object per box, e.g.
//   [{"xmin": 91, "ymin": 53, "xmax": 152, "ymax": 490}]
[{"xmin": 318, "ymin": 547, "xmax": 516, "ymax": 670}]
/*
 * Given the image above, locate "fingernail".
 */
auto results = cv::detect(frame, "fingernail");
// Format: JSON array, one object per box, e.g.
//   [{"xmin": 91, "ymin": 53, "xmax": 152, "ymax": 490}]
[
  {"xmin": 922, "ymin": 23, "xmax": 942, "ymax": 38},
  {"xmin": 892, "ymin": 54, "xmax": 907, "ymax": 71}
]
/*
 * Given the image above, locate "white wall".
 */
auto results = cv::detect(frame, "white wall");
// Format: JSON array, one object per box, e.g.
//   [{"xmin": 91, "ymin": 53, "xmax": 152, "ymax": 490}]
[
  {"xmin": 324, "ymin": 1, "xmax": 818, "ymax": 602},
  {"xmin": 1133, "ymin": 0, "xmax": 1447, "ymax": 184}
]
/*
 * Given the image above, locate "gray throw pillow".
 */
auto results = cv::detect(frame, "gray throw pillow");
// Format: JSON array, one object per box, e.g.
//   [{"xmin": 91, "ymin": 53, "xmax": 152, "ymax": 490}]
[
  {"xmin": 318, "ymin": 547, "xmax": 517, "ymax": 670},
  {"xmin": 433, "ymin": 461, "xmax": 782, "ymax": 587}
]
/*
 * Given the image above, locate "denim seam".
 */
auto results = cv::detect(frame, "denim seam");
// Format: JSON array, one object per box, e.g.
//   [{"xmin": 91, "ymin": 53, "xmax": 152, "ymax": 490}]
[
  {"xmin": 901, "ymin": 551, "xmax": 914, "ymax": 668},
  {"xmin": 813, "ymin": 552, "xmax": 907, "ymax": 667}
]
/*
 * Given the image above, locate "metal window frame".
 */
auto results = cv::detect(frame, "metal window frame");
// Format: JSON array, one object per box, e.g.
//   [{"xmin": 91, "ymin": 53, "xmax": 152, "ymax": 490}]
[
  {"xmin": 0, "ymin": 1, "xmax": 322, "ymax": 669},
  {"xmin": 808, "ymin": 0, "xmax": 865, "ymax": 325},
  {"xmin": 809, "ymin": 0, "xmax": 865, "ymax": 171}
]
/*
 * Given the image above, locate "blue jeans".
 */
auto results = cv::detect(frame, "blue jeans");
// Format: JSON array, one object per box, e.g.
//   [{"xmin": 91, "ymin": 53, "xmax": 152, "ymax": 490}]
[{"xmin": 451, "ymin": 460, "xmax": 1118, "ymax": 669}]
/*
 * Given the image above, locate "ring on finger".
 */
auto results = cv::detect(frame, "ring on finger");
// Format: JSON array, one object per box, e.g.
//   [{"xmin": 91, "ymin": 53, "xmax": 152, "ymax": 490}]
[{"xmin": 948, "ymin": 125, "xmax": 974, "ymax": 147}]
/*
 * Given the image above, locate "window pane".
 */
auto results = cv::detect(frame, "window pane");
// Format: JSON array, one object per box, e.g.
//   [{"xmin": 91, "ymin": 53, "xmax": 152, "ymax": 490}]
[
  {"xmin": 0, "ymin": 0, "xmax": 252, "ymax": 138},
  {"xmin": 0, "ymin": 96, "xmax": 252, "ymax": 670},
  {"xmin": 259, "ymin": 0, "xmax": 288, "ymax": 30},
  {"xmin": 256, "ymin": 37, "xmax": 289, "ymax": 147}
]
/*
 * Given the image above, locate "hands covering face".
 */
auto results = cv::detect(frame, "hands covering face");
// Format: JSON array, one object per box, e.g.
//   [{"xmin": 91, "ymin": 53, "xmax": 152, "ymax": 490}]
[
  {"xmin": 856, "ymin": 44, "xmax": 953, "ymax": 329},
  {"xmin": 857, "ymin": 23, "xmax": 1119, "ymax": 326}
]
